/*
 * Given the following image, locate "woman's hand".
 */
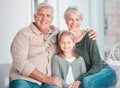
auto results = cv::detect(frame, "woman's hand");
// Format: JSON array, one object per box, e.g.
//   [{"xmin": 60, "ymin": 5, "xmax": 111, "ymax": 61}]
[
  {"xmin": 87, "ymin": 29, "xmax": 98, "ymax": 40},
  {"xmin": 69, "ymin": 81, "xmax": 81, "ymax": 88}
]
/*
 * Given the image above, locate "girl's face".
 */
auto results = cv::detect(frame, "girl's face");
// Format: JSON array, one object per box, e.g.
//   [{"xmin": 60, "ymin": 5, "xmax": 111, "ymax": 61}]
[
  {"xmin": 59, "ymin": 35, "xmax": 75, "ymax": 53},
  {"xmin": 66, "ymin": 12, "xmax": 82, "ymax": 32}
]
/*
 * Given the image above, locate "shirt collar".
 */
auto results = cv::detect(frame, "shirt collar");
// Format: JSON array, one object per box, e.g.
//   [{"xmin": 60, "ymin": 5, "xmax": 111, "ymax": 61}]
[{"xmin": 30, "ymin": 22, "xmax": 57, "ymax": 35}]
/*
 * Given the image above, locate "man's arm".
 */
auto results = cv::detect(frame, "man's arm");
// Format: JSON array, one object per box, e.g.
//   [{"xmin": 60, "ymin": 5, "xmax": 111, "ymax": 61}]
[
  {"xmin": 11, "ymin": 31, "xmax": 62, "ymax": 88},
  {"xmin": 29, "ymin": 69, "xmax": 62, "ymax": 88}
]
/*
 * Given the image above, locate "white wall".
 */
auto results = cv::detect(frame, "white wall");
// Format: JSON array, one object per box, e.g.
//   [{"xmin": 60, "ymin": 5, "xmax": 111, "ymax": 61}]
[{"xmin": 0, "ymin": 0, "xmax": 32, "ymax": 64}]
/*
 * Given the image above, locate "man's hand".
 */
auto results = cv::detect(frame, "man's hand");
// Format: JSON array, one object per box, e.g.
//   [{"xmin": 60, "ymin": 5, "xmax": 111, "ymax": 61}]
[
  {"xmin": 29, "ymin": 69, "xmax": 62, "ymax": 88},
  {"xmin": 46, "ymin": 76, "xmax": 62, "ymax": 88},
  {"xmin": 87, "ymin": 29, "xmax": 98, "ymax": 40}
]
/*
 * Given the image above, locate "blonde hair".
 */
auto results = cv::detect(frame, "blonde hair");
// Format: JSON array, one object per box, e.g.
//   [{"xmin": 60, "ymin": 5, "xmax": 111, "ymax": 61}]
[{"xmin": 57, "ymin": 30, "xmax": 78, "ymax": 58}]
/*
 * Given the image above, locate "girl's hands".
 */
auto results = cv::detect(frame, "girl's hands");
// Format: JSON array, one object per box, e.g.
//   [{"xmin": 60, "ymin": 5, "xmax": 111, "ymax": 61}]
[{"xmin": 69, "ymin": 81, "xmax": 81, "ymax": 88}]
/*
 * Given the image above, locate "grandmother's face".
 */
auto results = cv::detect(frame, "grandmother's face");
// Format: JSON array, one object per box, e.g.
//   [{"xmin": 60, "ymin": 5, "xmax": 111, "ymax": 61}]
[{"xmin": 66, "ymin": 12, "xmax": 82, "ymax": 32}]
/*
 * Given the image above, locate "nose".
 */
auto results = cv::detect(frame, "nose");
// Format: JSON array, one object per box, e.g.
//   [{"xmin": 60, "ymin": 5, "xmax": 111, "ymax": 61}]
[
  {"xmin": 64, "ymin": 43, "xmax": 68, "ymax": 47},
  {"xmin": 42, "ymin": 15, "xmax": 47, "ymax": 21},
  {"xmin": 71, "ymin": 19, "xmax": 76, "ymax": 24}
]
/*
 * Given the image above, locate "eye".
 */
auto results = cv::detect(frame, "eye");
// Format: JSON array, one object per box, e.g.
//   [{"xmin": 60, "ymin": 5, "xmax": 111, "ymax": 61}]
[
  {"xmin": 76, "ymin": 18, "xmax": 80, "ymax": 21},
  {"xmin": 47, "ymin": 14, "xmax": 52, "ymax": 17},
  {"xmin": 68, "ymin": 18, "xmax": 73, "ymax": 21},
  {"xmin": 68, "ymin": 41, "xmax": 71, "ymax": 44},
  {"xmin": 37, "ymin": 13, "xmax": 43, "ymax": 16}
]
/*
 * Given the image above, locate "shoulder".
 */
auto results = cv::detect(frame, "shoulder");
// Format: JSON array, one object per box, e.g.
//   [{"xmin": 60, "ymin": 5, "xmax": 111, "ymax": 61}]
[
  {"xmin": 83, "ymin": 31, "xmax": 97, "ymax": 45},
  {"xmin": 84, "ymin": 32, "xmax": 92, "ymax": 41},
  {"xmin": 53, "ymin": 55, "xmax": 59, "ymax": 59},
  {"xmin": 12, "ymin": 27, "xmax": 30, "ymax": 43},
  {"xmin": 52, "ymin": 55, "xmax": 65, "ymax": 65},
  {"xmin": 15, "ymin": 24, "xmax": 32, "ymax": 37},
  {"xmin": 52, "ymin": 55, "xmax": 61, "ymax": 61},
  {"xmin": 50, "ymin": 25, "xmax": 59, "ymax": 43},
  {"xmin": 50, "ymin": 25, "xmax": 59, "ymax": 33},
  {"xmin": 77, "ymin": 56, "xmax": 85, "ymax": 62}
]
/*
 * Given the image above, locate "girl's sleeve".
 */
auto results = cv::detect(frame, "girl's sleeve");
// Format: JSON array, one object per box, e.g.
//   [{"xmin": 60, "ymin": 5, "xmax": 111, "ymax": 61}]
[
  {"xmin": 80, "ymin": 57, "xmax": 86, "ymax": 74},
  {"xmin": 51, "ymin": 56, "xmax": 68, "ymax": 88}
]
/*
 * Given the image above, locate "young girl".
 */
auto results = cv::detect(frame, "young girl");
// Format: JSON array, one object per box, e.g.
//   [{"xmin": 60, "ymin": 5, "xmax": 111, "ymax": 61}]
[{"xmin": 52, "ymin": 30, "xmax": 86, "ymax": 88}]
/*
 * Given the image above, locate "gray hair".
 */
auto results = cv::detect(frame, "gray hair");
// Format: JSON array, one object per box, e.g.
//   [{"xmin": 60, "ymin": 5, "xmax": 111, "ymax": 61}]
[
  {"xmin": 64, "ymin": 6, "xmax": 83, "ymax": 21},
  {"xmin": 34, "ymin": 2, "xmax": 54, "ymax": 16}
]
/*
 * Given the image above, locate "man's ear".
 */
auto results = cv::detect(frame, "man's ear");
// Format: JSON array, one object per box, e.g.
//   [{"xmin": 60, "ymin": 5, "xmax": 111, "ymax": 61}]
[
  {"xmin": 34, "ymin": 14, "xmax": 37, "ymax": 22},
  {"xmin": 34, "ymin": 14, "xmax": 36, "ymax": 19}
]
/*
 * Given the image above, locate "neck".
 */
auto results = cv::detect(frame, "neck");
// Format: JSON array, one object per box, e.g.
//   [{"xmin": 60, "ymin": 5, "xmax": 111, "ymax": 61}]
[
  {"xmin": 73, "ymin": 29, "xmax": 85, "ymax": 43},
  {"xmin": 75, "ymin": 29, "xmax": 82, "ymax": 36},
  {"xmin": 62, "ymin": 52, "xmax": 74, "ymax": 58},
  {"xmin": 41, "ymin": 29, "xmax": 49, "ymax": 34}
]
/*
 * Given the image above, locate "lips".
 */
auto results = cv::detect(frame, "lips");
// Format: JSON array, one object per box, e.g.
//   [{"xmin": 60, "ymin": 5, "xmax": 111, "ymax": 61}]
[
  {"xmin": 40, "ymin": 22, "xmax": 47, "ymax": 25},
  {"xmin": 70, "ymin": 25, "xmax": 77, "ymax": 29}
]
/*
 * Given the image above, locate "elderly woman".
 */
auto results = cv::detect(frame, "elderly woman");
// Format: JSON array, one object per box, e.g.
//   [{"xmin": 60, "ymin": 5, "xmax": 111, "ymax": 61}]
[{"xmin": 63, "ymin": 6, "xmax": 116, "ymax": 88}]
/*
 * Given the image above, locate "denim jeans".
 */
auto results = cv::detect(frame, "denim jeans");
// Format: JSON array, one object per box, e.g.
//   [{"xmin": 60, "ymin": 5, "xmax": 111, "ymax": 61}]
[
  {"xmin": 9, "ymin": 79, "xmax": 59, "ymax": 88},
  {"xmin": 81, "ymin": 67, "xmax": 116, "ymax": 88}
]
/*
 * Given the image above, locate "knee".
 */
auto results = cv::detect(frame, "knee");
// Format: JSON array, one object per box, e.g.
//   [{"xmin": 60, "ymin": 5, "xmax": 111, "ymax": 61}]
[
  {"xmin": 81, "ymin": 77, "xmax": 92, "ymax": 88},
  {"xmin": 9, "ymin": 79, "xmax": 31, "ymax": 88}
]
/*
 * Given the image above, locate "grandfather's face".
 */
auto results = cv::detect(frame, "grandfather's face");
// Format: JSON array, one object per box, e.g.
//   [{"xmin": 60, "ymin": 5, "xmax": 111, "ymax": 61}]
[
  {"xmin": 34, "ymin": 7, "xmax": 53, "ymax": 33},
  {"xmin": 66, "ymin": 12, "xmax": 82, "ymax": 32}
]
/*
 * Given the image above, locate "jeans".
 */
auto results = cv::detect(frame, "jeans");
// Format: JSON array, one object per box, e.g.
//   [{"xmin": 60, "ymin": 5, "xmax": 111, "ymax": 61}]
[
  {"xmin": 9, "ymin": 79, "xmax": 59, "ymax": 88},
  {"xmin": 81, "ymin": 67, "xmax": 116, "ymax": 88}
]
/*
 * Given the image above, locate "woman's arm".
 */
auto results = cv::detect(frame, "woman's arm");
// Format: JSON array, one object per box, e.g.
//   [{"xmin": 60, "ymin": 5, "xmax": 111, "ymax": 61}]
[{"xmin": 78, "ymin": 35, "xmax": 102, "ymax": 81}]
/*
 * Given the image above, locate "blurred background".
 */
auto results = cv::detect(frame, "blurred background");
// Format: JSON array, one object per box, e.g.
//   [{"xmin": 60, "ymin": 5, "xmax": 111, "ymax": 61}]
[{"xmin": 0, "ymin": 0, "xmax": 120, "ymax": 63}]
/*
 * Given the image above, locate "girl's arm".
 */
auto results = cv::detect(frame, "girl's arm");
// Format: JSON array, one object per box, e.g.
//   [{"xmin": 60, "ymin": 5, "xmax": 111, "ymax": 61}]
[{"xmin": 51, "ymin": 55, "xmax": 68, "ymax": 88}]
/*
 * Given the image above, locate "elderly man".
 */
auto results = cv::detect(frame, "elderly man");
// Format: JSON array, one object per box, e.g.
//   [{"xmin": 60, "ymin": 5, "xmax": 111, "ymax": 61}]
[{"xmin": 10, "ymin": 2, "xmax": 62, "ymax": 88}]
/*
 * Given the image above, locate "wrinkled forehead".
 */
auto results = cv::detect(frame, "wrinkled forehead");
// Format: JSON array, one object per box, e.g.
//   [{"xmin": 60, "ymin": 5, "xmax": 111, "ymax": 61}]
[
  {"xmin": 35, "ymin": 4, "xmax": 54, "ymax": 15},
  {"xmin": 38, "ymin": 7, "xmax": 52, "ymax": 13}
]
